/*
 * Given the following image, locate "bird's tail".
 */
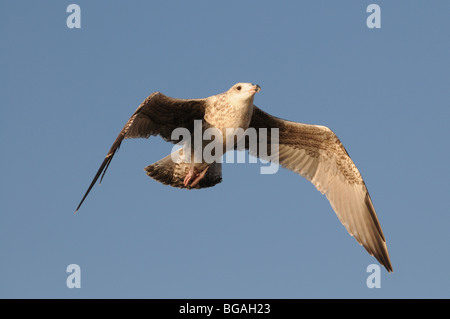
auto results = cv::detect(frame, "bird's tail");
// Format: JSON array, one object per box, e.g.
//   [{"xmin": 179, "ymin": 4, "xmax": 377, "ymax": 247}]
[{"xmin": 144, "ymin": 149, "xmax": 222, "ymax": 189}]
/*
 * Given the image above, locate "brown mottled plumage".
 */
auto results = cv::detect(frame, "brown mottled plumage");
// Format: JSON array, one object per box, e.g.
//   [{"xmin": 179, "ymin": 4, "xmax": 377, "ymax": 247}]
[{"xmin": 75, "ymin": 82, "xmax": 392, "ymax": 272}]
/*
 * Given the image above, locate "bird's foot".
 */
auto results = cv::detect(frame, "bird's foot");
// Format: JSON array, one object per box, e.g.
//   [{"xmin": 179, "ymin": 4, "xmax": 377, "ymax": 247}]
[
  {"xmin": 189, "ymin": 166, "xmax": 209, "ymax": 187},
  {"xmin": 183, "ymin": 166, "xmax": 209, "ymax": 188},
  {"xmin": 183, "ymin": 166, "xmax": 194, "ymax": 187}
]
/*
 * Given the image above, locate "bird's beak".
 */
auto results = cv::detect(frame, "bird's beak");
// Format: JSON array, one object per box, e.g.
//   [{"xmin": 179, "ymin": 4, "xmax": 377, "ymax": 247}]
[
  {"xmin": 247, "ymin": 84, "xmax": 261, "ymax": 94},
  {"xmin": 243, "ymin": 84, "xmax": 261, "ymax": 95}
]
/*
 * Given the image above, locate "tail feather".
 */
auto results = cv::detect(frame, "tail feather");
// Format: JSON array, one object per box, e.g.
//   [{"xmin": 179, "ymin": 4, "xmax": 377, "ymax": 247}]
[{"xmin": 145, "ymin": 150, "xmax": 222, "ymax": 189}]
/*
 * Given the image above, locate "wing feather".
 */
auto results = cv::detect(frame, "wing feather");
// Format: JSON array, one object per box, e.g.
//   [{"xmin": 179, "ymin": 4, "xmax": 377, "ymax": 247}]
[
  {"xmin": 248, "ymin": 106, "xmax": 393, "ymax": 272},
  {"xmin": 75, "ymin": 92, "xmax": 206, "ymax": 212}
]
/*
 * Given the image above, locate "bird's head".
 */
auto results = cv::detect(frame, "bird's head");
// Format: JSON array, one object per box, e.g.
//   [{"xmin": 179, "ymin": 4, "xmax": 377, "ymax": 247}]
[{"xmin": 226, "ymin": 82, "xmax": 261, "ymax": 107}]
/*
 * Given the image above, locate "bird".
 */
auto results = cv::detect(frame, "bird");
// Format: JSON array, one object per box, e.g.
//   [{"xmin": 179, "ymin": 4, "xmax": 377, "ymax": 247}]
[{"xmin": 75, "ymin": 82, "xmax": 393, "ymax": 272}]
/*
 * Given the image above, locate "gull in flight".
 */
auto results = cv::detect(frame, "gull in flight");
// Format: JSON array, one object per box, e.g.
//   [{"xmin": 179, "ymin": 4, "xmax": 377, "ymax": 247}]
[{"xmin": 75, "ymin": 83, "xmax": 393, "ymax": 272}]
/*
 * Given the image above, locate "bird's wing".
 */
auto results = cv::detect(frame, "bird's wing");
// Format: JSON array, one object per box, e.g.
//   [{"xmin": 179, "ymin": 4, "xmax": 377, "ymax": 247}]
[
  {"xmin": 75, "ymin": 92, "xmax": 207, "ymax": 212},
  {"xmin": 247, "ymin": 106, "xmax": 393, "ymax": 272}
]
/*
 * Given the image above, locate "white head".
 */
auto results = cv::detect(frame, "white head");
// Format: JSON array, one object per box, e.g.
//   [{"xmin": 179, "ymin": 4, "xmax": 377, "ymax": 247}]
[{"xmin": 226, "ymin": 82, "xmax": 261, "ymax": 107}]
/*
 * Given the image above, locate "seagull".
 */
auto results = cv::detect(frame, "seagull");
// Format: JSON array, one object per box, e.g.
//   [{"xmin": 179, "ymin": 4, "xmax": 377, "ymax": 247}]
[{"xmin": 75, "ymin": 82, "xmax": 393, "ymax": 272}]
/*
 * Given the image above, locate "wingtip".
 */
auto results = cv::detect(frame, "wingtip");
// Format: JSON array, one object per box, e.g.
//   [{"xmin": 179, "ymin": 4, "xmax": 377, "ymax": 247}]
[{"xmin": 386, "ymin": 264, "xmax": 394, "ymax": 273}]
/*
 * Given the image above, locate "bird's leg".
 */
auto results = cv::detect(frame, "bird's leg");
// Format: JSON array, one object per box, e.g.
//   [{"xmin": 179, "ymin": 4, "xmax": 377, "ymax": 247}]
[
  {"xmin": 189, "ymin": 166, "xmax": 209, "ymax": 187},
  {"xmin": 183, "ymin": 164, "xmax": 196, "ymax": 187}
]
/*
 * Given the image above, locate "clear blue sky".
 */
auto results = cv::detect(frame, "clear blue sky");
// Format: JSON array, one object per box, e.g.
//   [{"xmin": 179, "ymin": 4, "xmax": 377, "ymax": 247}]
[{"xmin": 1, "ymin": 1, "xmax": 449, "ymax": 298}]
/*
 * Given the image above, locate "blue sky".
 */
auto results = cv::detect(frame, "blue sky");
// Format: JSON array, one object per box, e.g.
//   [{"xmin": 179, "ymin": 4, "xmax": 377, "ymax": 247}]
[{"xmin": 1, "ymin": 1, "xmax": 449, "ymax": 298}]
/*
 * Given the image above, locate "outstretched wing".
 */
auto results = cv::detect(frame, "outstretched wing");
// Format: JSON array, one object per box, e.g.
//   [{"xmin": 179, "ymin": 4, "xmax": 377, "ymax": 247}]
[
  {"xmin": 75, "ymin": 92, "xmax": 207, "ymax": 212},
  {"xmin": 248, "ymin": 106, "xmax": 393, "ymax": 272}
]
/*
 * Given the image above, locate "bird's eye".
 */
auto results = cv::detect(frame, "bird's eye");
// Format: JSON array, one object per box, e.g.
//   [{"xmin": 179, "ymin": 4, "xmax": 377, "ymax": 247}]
[{"xmin": 236, "ymin": 86, "xmax": 242, "ymax": 91}]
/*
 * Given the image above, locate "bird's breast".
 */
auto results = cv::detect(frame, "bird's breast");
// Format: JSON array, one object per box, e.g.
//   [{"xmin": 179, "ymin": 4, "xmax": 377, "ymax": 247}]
[{"xmin": 205, "ymin": 101, "xmax": 253, "ymax": 131}]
